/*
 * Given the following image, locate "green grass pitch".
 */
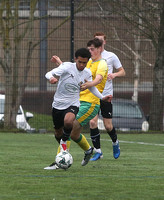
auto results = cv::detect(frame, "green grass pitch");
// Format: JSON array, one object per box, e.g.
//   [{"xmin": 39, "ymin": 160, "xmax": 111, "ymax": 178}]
[{"xmin": 0, "ymin": 132, "xmax": 164, "ymax": 200}]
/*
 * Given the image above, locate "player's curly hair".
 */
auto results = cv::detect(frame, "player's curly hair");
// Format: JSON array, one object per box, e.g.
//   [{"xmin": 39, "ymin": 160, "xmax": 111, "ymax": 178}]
[{"xmin": 75, "ymin": 48, "xmax": 91, "ymax": 60}]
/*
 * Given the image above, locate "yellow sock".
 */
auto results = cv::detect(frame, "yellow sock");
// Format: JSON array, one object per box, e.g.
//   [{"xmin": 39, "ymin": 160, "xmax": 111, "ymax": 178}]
[
  {"xmin": 56, "ymin": 138, "xmax": 71, "ymax": 154},
  {"xmin": 75, "ymin": 134, "xmax": 90, "ymax": 151}
]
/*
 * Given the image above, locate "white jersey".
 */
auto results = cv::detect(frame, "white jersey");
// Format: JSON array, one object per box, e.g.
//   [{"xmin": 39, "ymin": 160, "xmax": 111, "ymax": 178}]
[
  {"xmin": 101, "ymin": 50, "xmax": 122, "ymax": 96},
  {"xmin": 45, "ymin": 62, "xmax": 92, "ymax": 110}
]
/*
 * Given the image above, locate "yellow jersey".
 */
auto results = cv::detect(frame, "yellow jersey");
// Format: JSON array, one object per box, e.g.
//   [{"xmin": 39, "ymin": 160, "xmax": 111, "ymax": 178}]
[{"xmin": 80, "ymin": 59, "xmax": 108, "ymax": 105}]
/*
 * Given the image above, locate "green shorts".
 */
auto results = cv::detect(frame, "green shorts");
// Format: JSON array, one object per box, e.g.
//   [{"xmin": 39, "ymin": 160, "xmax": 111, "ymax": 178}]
[{"xmin": 76, "ymin": 101, "xmax": 100, "ymax": 127}]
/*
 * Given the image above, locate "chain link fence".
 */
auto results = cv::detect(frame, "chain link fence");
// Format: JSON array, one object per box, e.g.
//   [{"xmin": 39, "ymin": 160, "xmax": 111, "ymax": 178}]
[{"xmin": 0, "ymin": 0, "xmax": 162, "ymax": 132}]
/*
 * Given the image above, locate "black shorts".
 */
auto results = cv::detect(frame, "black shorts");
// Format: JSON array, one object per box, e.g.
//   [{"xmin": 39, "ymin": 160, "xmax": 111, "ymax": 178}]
[
  {"xmin": 100, "ymin": 99, "xmax": 113, "ymax": 119},
  {"xmin": 52, "ymin": 106, "xmax": 79, "ymax": 129}
]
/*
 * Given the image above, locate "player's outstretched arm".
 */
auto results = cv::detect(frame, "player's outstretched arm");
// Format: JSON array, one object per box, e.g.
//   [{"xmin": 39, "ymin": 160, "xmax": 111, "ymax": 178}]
[
  {"xmin": 51, "ymin": 55, "xmax": 62, "ymax": 66},
  {"xmin": 108, "ymin": 67, "xmax": 125, "ymax": 80}
]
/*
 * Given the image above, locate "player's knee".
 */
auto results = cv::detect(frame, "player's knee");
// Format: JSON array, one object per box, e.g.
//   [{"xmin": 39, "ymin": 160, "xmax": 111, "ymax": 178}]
[
  {"xmin": 64, "ymin": 119, "xmax": 73, "ymax": 129},
  {"xmin": 89, "ymin": 119, "xmax": 98, "ymax": 129},
  {"xmin": 104, "ymin": 123, "xmax": 113, "ymax": 132}
]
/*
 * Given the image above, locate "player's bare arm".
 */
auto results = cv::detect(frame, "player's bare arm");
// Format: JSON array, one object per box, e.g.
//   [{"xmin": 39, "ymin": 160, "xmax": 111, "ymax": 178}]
[
  {"xmin": 51, "ymin": 55, "xmax": 63, "ymax": 66},
  {"xmin": 80, "ymin": 74, "xmax": 103, "ymax": 91},
  {"xmin": 108, "ymin": 67, "xmax": 125, "ymax": 80}
]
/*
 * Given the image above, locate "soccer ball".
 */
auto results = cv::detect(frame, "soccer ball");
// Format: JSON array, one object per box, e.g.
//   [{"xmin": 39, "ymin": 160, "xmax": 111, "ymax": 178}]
[{"xmin": 55, "ymin": 151, "xmax": 73, "ymax": 169}]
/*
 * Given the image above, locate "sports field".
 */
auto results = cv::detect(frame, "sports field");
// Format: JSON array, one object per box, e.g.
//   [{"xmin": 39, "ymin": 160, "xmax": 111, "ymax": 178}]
[{"xmin": 0, "ymin": 132, "xmax": 164, "ymax": 200}]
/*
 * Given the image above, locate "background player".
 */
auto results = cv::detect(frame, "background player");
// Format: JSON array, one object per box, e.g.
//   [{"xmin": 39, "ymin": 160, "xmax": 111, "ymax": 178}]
[{"xmin": 89, "ymin": 32, "xmax": 126, "ymax": 161}]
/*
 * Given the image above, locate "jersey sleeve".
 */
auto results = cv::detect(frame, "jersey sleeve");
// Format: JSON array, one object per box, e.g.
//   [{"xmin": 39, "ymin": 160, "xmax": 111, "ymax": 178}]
[
  {"xmin": 45, "ymin": 63, "xmax": 66, "ymax": 79},
  {"xmin": 112, "ymin": 54, "xmax": 122, "ymax": 69},
  {"xmin": 96, "ymin": 59, "xmax": 108, "ymax": 77},
  {"xmin": 51, "ymin": 63, "xmax": 66, "ymax": 76}
]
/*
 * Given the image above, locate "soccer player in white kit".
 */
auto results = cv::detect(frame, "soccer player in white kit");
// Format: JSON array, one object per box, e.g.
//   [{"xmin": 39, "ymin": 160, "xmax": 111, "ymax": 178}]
[
  {"xmin": 44, "ymin": 48, "xmax": 109, "ymax": 169},
  {"xmin": 89, "ymin": 32, "xmax": 126, "ymax": 161}
]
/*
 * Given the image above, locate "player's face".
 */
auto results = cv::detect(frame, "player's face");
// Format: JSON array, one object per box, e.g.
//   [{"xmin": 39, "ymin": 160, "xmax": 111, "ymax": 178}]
[
  {"xmin": 75, "ymin": 56, "xmax": 89, "ymax": 71},
  {"xmin": 87, "ymin": 45, "xmax": 102, "ymax": 61}
]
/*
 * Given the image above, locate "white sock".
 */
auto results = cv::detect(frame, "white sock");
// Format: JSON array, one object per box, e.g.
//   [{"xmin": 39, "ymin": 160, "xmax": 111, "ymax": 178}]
[
  {"xmin": 60, "ymin": 139, "xmax": 66, "ymax": 145},
  {"xmin": 94, "ymin": 148, "xmax": 102, "ymax": 154},
  {"xmin": 112, "ymin": 140, "xmax": 118, "ymax": 145}
]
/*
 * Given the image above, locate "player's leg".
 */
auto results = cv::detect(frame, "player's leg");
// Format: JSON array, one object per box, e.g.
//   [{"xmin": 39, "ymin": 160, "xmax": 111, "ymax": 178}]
[
  {"xmin": 89, "ymin": 114, "xmax": 103, "ymax": 161},
  {"xmin": 71, "ymin": 119, "xmax": 91, "ymax": 151},
  {"xmin": 71, "ymin": 120, "xmax": 93, "ymax": 166},
  {"xmin": 60, "ymin": 111, "xmax": 76, "ymax": 151},
  {"xmin": 60, "ymin": 106, "xmax": 79, "ymax": 150},
  {"xmin": 44, "ymin": 108, "xmax": 64, "ymax": 170},
  {"xmin": 103, "ymin": 118, "xmax": 115, "ymax": 140},
  {"xmin": 71, "ymin": 101, "xmax": 100, "ymax": 166},
  {"xmin": 56, "ymin": 138, "xmax": 71, "ymax": 154},
  {"xmin": 102, "ymin": 102, "xmax": 120, "ymax": 159},
  {"xmin": 44, "ymin": 107, "xmax": 76, "ymax": 170}
]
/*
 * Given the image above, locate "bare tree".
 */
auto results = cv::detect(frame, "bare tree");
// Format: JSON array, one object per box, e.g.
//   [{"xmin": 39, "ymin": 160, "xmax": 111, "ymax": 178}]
[
  {"xmin": 0, "ymin": 0, "xmax": 37, "ymax": 128},
  {"xmin": 95, "ymin": 0, "xmax": 163, "ymax": 130},
  {"xmin": 149, "ymin": 2, "xmax": 164, "ymax": 130},
  {"xmin": 0, "ymin": 0, "xmax": 87, "ymax": 129},
  {"xmin": 80, "ymin": 0, "xmax": 153, "ymax": 103}
]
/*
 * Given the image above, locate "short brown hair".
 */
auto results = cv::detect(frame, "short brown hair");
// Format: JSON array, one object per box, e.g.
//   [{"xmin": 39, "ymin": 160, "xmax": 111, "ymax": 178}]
[
  {"xmin": 87, "ymin": 38, "xmax": 103, "ymax": 48},
  {"xmin": 94, "ymin": 32, "xmax": 106, "ymax": 40}
]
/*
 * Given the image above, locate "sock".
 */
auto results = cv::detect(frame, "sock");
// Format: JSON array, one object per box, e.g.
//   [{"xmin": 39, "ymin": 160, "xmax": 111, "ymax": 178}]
[
  {"xmin": 57, "ymin": 137, "xmax": 71, "ymax": 154},
  {"xmin": 90, "ymin": 128, "xmax": 101, "ymax": 149},
  {"xmin": 62, "ymin": 127, "xmax": 72, "ymax": 141},
  {"xmin": 74, "ymin": 134, "xmax": 91, "ymax": 151},
  {"xmin": 112, "ymin": 140, "xmax": 119, "ymax": 145},
  {"xmin": 94, "ymin": 148, "xmax": 102, "ymax": 153},
  {"xmin": 60, "ymin": 139, "xmax": 67, "ymax": 150},
  {"xmin": 107, "ymin": 127, "xmax": 117, "ymax": 143}
]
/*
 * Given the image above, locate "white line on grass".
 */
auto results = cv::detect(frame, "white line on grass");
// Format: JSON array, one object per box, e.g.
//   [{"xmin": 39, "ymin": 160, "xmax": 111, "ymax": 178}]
[
  {"xmin": 47, "ymin": 135, "xmax": 164, "ymax": 147},
  {"xmin": 119, "ymin": 140, "xmax": 164, "ymax": 147},
  {"xmin": 86, "ymin": 138, "xmax": 164, "ymax": 147},
  {"xmin": 103, "ymin": 138, "xmax": 164, "ymax": 147}
]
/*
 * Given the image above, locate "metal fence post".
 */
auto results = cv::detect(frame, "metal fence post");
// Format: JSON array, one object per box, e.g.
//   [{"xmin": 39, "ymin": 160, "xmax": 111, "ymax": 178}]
[
  {"xmin": 70, "ymin": 0, "xmax": 74, "ymax": 62},
  {"xmin": 39, "ymin": 0, "xmax": 47, "ymax": 91}
]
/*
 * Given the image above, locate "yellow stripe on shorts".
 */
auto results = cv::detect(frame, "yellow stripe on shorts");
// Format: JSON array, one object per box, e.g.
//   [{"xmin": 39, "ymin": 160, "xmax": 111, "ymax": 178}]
[{"xmin": 76, "ymin": 101, "xmax": 100, "ymax": 126}]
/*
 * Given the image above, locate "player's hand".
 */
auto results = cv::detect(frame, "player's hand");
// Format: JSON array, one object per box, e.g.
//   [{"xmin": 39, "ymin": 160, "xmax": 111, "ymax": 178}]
[
  {"xmin": 80, "ymin": 80, "xmax": 92, "ymax": 91},
  {"xmin": 102, "ymin": 95, "xmax": 113, "ymax": 102},
  {"xmin": 107, "ymin": 73, "xmax": 116, "ymax": 80},
  {"xmin": 49, "ymin": 77, "xmax": 58, "ymax": 84},
  {"xmin": 51, "ymin": 55, "xmax": 62, "ymax": 66},
  {"xmin": 80, "ymin": 83, "xmax": 87, "ymax": 91}
]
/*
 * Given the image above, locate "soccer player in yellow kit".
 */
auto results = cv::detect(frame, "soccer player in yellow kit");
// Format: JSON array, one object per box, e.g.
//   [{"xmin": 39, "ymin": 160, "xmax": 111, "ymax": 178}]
[
  {"xmin": 71, "ymin": 38, "xmax": 108, "ymax": 166},
  {"xmin": 90, "ymin": 32, "xmax": 125, "ymax": 161}
]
